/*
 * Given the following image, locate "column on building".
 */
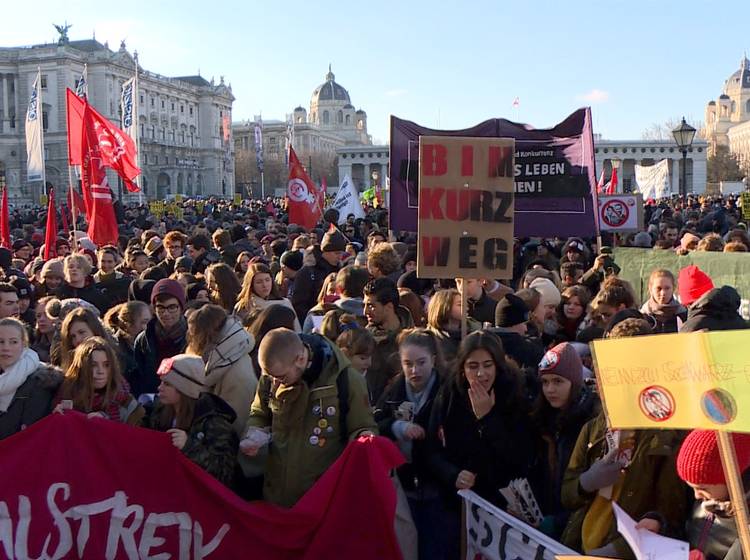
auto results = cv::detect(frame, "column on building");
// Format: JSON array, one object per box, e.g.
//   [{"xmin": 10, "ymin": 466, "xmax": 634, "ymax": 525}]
[
  {"xmin": 364, "ymin": 163, "xmax": 371, "ymax": 189},
  {"xmin": 1, "ymin": 75, "xmax": 7, "ymax": 133},
  {"xmin": 671, "ymin": 156, "xmax": 680, "ymax": 196}
]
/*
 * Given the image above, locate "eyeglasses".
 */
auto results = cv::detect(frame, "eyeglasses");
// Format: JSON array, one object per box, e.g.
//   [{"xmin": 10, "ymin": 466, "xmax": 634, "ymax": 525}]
[{"xmin": 155, "ymin": 304, "xmax": 180, "ymax": 313}]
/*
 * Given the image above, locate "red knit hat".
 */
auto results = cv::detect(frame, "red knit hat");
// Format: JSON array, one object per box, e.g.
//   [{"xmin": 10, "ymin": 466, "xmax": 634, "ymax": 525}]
[
  {"xmin": 678, "ymin": 265, "xmax": 714, "ymax": 306},
  {"xmin": 677, "ymin": 430, "xmax": 750, "ymax": 485}
]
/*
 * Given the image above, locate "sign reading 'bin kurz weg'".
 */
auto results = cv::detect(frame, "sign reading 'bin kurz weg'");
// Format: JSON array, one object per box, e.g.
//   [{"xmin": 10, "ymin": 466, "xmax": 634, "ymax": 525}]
[{"xmin": 417, "ymin": 136, "xmax": 515, "ymax": 280}]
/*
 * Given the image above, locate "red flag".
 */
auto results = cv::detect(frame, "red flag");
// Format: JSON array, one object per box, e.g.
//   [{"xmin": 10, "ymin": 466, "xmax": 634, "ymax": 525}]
[
  {"xmin": 44, "ymin": 189, "xmax": 58, "ymax": 260},
  {"xmin": 605, "ymin": 167, "xmax": 618, "ymax": 195},
  {"xmin": 0, "ymin": 188, "xmax": 9, "ymax": 249},
  {"xmin": 66, "ymin": 89, "xmax": 85, "ymax": 165},
  {"xmin": 60, "ymin": 202, "xmax": 70, "ymax": 234},
  {"xmin": 287, "ymin": 147, "xmax": 322, "ymax": 229},
  {"xmin": 82, "ymin": 103, "xmax": 119, "ymax": 246}
]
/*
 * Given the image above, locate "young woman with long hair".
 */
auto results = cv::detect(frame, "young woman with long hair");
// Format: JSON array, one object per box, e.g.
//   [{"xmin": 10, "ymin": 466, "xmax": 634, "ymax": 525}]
[
  {"xmin": 426, "ymin": 288, "xmax": 481, "ymax": 365},
  {"xmin": 54, "ymin": 337, "xmax": 144, "ymax": 425},
  {"xmin": 31, "ymin": 296, "xmax": 59, "ymax": 363},
  {"xmin": 53, "ymin": 308, "xmax": 113, "ymax": 372},
  {"xmin": 104, "ymin": 301, "xmax": 152, "ymax": 390},
  {"xmin": 235, "ymin": 263, "xmax": 300, "ymax": 330},
  {"xmin": 555, "ymin": 285, "xmax": 592, "ymax": 342},
  {"xmin": 639, "ymin": 269, "xmax": 687, "ymax": 333},
  {"xmin": 205, "ymin": 263, "xmax": 242, "ymax": 314}
]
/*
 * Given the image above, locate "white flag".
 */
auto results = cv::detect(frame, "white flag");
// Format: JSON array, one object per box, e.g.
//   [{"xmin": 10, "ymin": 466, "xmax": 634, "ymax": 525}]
[
  {"xmin": 75, "ymin": 65, "xmax": 88, "ymax": 98},
  {"xmin": 121, "ymin": 77, "xmax": 136, "ymax": 141},
  {"xmin": 635, "ymin": 159, "xmax": 671, "ymax": 199},
  {"xmin": 25, "ymin": 71, "xmax": 44, "ymax": 183},
  {"xmin": 330, "ymin": 175, "xmax": 365, "ymax": 224}
]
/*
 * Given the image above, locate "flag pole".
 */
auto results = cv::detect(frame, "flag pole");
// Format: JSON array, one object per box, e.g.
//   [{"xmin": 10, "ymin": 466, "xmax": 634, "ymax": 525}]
[
  {"xmin": 37, "ymin": 67, "xmax": 47, "ymax": 204},
  {"xmin": 133, "ymin": 51, "xmax": 143, "ymax": 206}
]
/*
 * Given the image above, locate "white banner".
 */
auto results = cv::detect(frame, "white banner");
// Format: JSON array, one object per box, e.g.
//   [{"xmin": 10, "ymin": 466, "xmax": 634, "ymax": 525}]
[
  {"xmin": 635, "ymin": 159, "xmax": 670, "ymax": 199},
  {"xmin": 120, "ymin": 77, "xmax": 135, "ymax": 141},
  {"xmin": 597, "ymin": 194, "xmax": 644, "ymax": 233},
  {"xmin": 25, "ymin": 71, "xmax": 44, "ymax": 182},
  {"xmin": 330, "ymin": 174, "xmax": 365, "ymax": 223},
  {"xmin": 460, "ymin": 490, "xmax": 576, "ymax": 560}
]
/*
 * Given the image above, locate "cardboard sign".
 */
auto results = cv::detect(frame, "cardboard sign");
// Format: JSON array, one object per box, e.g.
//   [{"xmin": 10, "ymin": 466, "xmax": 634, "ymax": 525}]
[
  {"xmin": 592, "ymin": 330, "xmax": 750, "ymax": 431},
  {"xmin": 417, "ymin": 136, "xmax": 515, "ymax": 279},
  {"xmin": 597, "ymin": 194, "xmax": 643, "ymax": 233},
  {"xmin": 742, "ymin": 192, "xmax": 750, "ymax": 220}
]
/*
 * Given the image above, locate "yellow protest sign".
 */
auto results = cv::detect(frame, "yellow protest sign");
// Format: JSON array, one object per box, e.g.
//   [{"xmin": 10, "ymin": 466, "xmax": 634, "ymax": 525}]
[
  {"xmin": 175, "ymin": 194, "xmax": 183, "ymax": 203},
  {"xmin": 233, "ymin": 194, "xmax": 242, "ymax": 205},
  {"xmin": 742, "ymin": 192, "xmax": 750, "ymax": 220},
  {"xmin": 592, "ymin": 330, "xmax": 750, "ymax": 432},
  {"xmin": 40, "ymin": 194, "xmax": 48, "ymax": 205}
]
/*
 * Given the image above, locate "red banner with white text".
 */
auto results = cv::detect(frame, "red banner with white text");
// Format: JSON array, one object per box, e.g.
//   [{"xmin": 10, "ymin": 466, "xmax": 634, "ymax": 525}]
[{"xmin": 0, "ymin": 413, "xmax": 403, "ymax": 560}]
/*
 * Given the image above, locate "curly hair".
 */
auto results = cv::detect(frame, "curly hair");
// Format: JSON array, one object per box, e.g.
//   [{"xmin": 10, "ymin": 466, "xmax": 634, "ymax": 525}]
[{"xmin": 367, "ymin": 243, "xmax": 402, "ymax": 278}]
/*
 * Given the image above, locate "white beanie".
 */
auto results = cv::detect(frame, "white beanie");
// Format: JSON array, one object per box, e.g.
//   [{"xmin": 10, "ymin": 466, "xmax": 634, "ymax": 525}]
[{"xmin": 529, "ymin": 278, "xmax": 561, "ymax": 307}]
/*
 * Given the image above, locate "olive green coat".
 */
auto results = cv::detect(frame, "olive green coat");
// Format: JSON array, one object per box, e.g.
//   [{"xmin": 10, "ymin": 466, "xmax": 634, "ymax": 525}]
[
  {"xmin": 247, "ymin": 339, "xmax": 377, "ymax": 508},
  {"xmin": 560, "ymin": 413, "xmax": 688, "ymax": 559}
]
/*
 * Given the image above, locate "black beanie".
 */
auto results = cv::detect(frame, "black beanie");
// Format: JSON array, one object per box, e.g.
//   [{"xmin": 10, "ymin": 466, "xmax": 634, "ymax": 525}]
[
  {"xmin": 495, "ymin": 294, "xmax": 529, "ymax": 328},
  {"xmin": 280, "ymin": 250, "xmax": 304, "ymax": 272},
  {"xmin": 128, "ymin": 279, "xmax": 156, "ymax": 304}
]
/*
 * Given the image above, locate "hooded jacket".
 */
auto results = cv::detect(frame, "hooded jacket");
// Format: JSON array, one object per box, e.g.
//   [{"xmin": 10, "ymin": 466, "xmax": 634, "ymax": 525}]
[
  {"xmin": 290, "ymin": 248, "xmax": 339, "ymax": 322},
  {"xmin": 204, "ymin": 316, "xmax": 258, "ymax": 436},
  {"xmin": 680, "ymin": 286, "xmax": 748, "ymax": 333},
  {"xmin": 0, "ymin": 364, "xmax": 63, "ymax": 440},
  {"xmin": 132, "ymin": 318, "xmax": 188, "ymax": 397}
]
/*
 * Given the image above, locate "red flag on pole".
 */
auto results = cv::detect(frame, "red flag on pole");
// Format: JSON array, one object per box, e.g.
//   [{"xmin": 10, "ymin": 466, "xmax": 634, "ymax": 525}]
[
  {"xmin": 81, "ymin": 103, "xmax": 119, "ymax": 246},
  {"xmin": 287, "ymin": 147, "xmax": 322, "ymax": 229},
  {"xmin": 0, "ymin": 188, "xmax": 9, "ymax": 250},
  {"xmin": 66, "ymin": 89, "xmax": 85, "ymax": 166},
  {"xmin": 44, "ymin": 189, "xmax": 57, "ymax": 260},
  {"xmin": 605, "ymin": 166, "xmax": 618, "ymax": 195}
]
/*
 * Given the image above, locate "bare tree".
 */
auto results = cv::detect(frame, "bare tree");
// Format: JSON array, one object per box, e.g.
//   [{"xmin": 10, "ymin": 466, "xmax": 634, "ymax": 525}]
[{"xmin": 641, "ymin": 116, "xmax": 704, "ymax": 141}]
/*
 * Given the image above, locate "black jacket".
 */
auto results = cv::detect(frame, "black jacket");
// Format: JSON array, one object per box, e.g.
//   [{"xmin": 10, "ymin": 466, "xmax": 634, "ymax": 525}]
[
  {"xmin": 374, "ymin": 372, "xmax": 442, "ymax": 495},
  {"xmin": 132, "ymin": 319, "xmax": 187, "ymax": 397},
  {"xmin": 681, "ymin": 286, "xmax": 748, "ymax": 333},
  {"xmin": 467, "ymin": 290, "xmax": 497, "ymax": 326},
  {"xmin": 490, "ymin": 330, "xmax": 545, "ymax": 371},
  {"xmin": 54, "ymin": 281, "xmax": 110, "ymax": 314},
  {"xmin": 0, "ymin": 365, "xmax": 63, "ymax": 440},
  {"xmin": 426, "ymin": 374, "xmax": 534, "ymax": 509},
  {"xmin": 290, "ymin": 249, "xmax": 339, "ymax": 321}
]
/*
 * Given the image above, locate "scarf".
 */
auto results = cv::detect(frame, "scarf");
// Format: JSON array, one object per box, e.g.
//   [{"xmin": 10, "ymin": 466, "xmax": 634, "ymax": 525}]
[
  {"xmin": 644, "ymin": 298, "xmax": 683, "ymax": 324},
  {"xmin": 155, "ymin": 316, "xmax": 188, "ymax": 345},
  {"xmin": 0, "ymin": 348, "xmax": 41, "ymax": 412},
  {"xmin": 91, "ymin": 385, "xmax": 132, "ymax": 423}
]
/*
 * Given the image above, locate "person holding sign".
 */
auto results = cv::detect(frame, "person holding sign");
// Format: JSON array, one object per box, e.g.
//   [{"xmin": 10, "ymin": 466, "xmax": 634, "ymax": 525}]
[{"xmin": 426, "ymin": 330, "xmax": 534, "ymax": 559}]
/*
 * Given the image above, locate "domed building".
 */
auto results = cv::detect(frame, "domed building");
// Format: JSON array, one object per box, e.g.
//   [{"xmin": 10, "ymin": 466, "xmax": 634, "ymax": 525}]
[
  {"xmin": 308, "ymin": 66, "xmax": 370, "ymax": 145},
  {"xmin": 704, "ymin": 55, "xmax": 750, "ymax": 169}
]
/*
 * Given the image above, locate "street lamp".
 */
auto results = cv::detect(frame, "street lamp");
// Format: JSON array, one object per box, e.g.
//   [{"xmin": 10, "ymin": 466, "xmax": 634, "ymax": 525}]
[{"xmin": 672, "ymin": 117, "xmax": 696, "ymax": 198}]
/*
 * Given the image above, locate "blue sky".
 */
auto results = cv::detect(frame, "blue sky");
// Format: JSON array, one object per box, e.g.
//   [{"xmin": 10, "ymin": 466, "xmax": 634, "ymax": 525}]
[{"xmin": 4, "ymin": 0, "xmax": 747, "ymax": 144}]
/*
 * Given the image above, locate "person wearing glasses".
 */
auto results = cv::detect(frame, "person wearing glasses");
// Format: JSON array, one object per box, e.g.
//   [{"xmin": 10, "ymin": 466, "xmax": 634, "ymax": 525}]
[
  {"xmin": 133, "ymin": 279, "xmax": 188, "ymax": 398},
  {"xmin": 425, "ymin": 330, "xmax": 534, "ymax": 559}
]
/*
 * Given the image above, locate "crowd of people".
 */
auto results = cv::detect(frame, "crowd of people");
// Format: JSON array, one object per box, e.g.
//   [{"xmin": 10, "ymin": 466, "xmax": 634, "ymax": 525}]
[{"xmin": 2, "ymin": 192, "xmax": 750, "ymax": 559}]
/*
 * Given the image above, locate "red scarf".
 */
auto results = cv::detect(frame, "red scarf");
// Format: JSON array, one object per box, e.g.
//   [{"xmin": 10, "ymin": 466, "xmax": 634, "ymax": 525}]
[{"xmin": 91, "ymin": 383, "xmax": 132, "ymax": 423}]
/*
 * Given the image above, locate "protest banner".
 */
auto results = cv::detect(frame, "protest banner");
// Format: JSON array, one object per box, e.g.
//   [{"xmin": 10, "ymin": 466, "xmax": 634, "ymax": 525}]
[
  {"xmin": 417, "ymin": 136, "xmax": 515, "ymax": 280},
  {"xmin": 597, "ymin": 194, "xmax": 643, "ymax": 233},
  {"xmin": 390, "ymin": 108, "xmax": 598, "ymax": 238},
  {"xmin": 612, "ymin": 247, "xmax": 750, "ymax": 318},
  {"xmin": 460, "ymin": 490, "xmax": 576, "ymax": 560},
  {"xmin": 0, "ymin": 412, "xmax": 403, "ymax": 560},
  {"xmin": 329, "ymin": 174, "xmax": 365, "ymax": 223},
  {"xmin": 634, "ymin": 159, "xmax": 671, "ymax": 199}
]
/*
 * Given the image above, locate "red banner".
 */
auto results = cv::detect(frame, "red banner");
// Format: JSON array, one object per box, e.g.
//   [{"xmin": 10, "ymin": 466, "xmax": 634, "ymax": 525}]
[
  {"xmin": 287, "ymin": 147, "xmax": 322, "ymax": 229},
  {"xmin": 0, "ymin": 413, "xmax": 403, "ymax": 560},
  {"xmin": 44, "ymin": 189, "xmax": 57, "ymax": 260},
  {"xmin": 0, "ymin": 188, "xmax": 9, "ymax": 250}
]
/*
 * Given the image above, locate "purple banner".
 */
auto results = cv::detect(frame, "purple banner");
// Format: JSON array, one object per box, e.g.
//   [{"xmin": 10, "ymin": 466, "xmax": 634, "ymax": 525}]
[{"xmin": 389, "ymin": 108, "xmax": 599, "ymax": 238}]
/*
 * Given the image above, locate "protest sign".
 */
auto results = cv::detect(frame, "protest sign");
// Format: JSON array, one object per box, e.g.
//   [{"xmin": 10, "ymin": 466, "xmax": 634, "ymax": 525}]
[
  {"xmin": 417, "ymin": 136, "xmax": 515, "ymax": 279},
  {"xmin": 597, "ymin": 194, "xmax": 643, "ymax": 233},
  {"xmin": 233, "ymin": 193, "xmax": 242, "ymax": 205},
  {"xmin": 390, "ymin": 108, "xmax": 598, "ymax": 237},
  {"xmin": 592, "ymin": 330, "xmax": 750, "ymax": 432},
  {"xmin": 329, "ymin": 174, "xmax": 365, "ymax": 223},
  {"xmin": 742, "ymin": 192, "xmax": 750, "ymax": 220},
  {"xmin": 0, "ymin": 412, "xmax": 403, "ymax": 560},
  {"xmin": 634, "ymin": 159, "xmax": 671, "ymax": 199},
  {"xmin": 612, "ymin": 247, "xmax": 750, "ymax": 319},
  {"xmin": 461, "ymin": 490, "xmax": 576, "ymax": 560}
]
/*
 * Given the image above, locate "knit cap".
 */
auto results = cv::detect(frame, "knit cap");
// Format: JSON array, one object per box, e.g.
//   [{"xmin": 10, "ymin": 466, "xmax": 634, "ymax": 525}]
[
  {"xmin": 174, "ymin": 256, "xmax": 194, "ymax": 271},
  {"xmin": 321, "ymin": 228, "xmax": 348, "ymax": 253},
  {"xmin": 538, "ymin": 342, "xmax": 583, "ymax": 388},
  {"xmin": 280, "ymin": 250, "xmax": 304, "ymax": 272},
  {"xmin": 157, "ymin": 354, "xmax": 206, "ymax": 399},
  {"xmin": 151, "ymin": 278, "xmax": 186, "ymax": 309},
  {"xmin": 129, "ymin": 279, "xmax": 156, "ymax": 304},
  {"xmin": 495, "ymin": 294, "xmax": 529, "ymax": 328},
  {"xmin": 529, "ymin": 278, "xmax": 561, "ymax": 307},
  {"xmin": 678, "ymin": 265, "xmax": 714, "ymax": 306},
  {"xmin": 41, "ymin": 258, "xmax": 65, "ymax": 280},
  {"xmin": 677, "ymin": 430, "xmax": 750, "ymax": 485}
]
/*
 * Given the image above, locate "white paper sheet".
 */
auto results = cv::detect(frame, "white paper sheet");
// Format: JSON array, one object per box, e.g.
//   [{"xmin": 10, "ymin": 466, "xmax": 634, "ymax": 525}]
[{"xmin": 613, "ymin": 502, "xmax": 689, "ymax": 560}]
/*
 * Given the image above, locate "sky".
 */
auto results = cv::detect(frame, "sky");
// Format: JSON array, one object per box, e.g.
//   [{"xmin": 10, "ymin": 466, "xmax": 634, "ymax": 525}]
[{"xmin": 3, "ymin": 0, "xmax": 748, "ymax": 144}]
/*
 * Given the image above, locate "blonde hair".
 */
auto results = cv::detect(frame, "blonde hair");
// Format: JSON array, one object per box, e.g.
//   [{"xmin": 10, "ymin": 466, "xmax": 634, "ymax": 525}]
[
  {"xmin": 0, "ymin": 317, "xmax": 29, "ymax": 346},
  {"xmin": 427, "ymin": 288, "xmax": 459, "ymax": 330},
  {"xmin": 64, "ymin": 254, "xmax": 93, "ymax": 280}
]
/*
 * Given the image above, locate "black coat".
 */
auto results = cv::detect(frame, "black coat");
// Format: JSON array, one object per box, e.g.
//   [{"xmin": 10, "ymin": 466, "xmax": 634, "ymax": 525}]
[
  {"xmin": 0, "ymin": 365, "xmax": 63, "ymax": 440},
  {"xmin": 681, "ymin": 286, "xmax": 748, "ymax": 333},
  {"xmin": 374, "ymin": 372, "xmax": 442, "ymax": 495},
  {"xmin": 290, "ymin": 250, "xmax": 338, "ymax": 322},
  {"xmin": 132, "ymin": 319, "xmax": 187, "ymax": 397},
  {"xmin": 54, "ymin": 281, "xmax": 110, "ymax": 314},
  {"xmin": 490, "ymin": 330, "xmax": 545, "ymax": 371},
  {"xmin": 467, "ymin": 290, "xmax": 497, "ymax": 326},
  {"xmin": 426, "ymin": 375, "xmax": 534, "ymax": 509}
]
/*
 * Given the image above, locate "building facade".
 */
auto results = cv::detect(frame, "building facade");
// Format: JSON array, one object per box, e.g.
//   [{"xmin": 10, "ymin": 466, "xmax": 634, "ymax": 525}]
[
  {"xmin": 704, "ymin": 55, "xmax": 750, "ymax": 168},
  {"xmin": 0, "ymin": 34, "xmax": 234, "ymax": 204}
]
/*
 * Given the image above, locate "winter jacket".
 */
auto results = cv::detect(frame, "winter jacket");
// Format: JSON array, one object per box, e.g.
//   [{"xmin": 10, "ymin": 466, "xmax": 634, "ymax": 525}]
[
  {"xmin": 191, "ymin": 249, "xmax": 221, "ymax": 276},
  {"xmin": 54, "ymin": 280, "xmax": 110, "ymax": 314},
  {"xmin": 429, "ymin": 319, "xmax": 482, "ymax": 366},
  {"xmin": 680, "ymin": 286, "xmax": 748, "ymax": 333},
  {"xmin": 560, "ymin": 413, "xmax": 688, "ymax": 558},
  {"xmin": 530, "ymin": 386, "xmax": 601, "ymax": 538},
  {"xmin": 246, "ymin": 333, "xmax": 377, "ymax": 507},
  {"xmin": 132, "ymin": 318, "xmax": 187, "ymax": 397},
  {"xmin": 374, "ymin": 372, "xmax": 442, "ymax": 497},
  {"xmin": 489, "ymin": 329, "xmax": 546, "ymax": 371},
  {"xmin": 640, "ymin": 299, "xmax": 688, "ymax": 334},
  {"xmin": 204, "ymin": 316, "xmax": 258, "ymax": 436},
  {"xmin": 467, "ymin": 290, "xmax": 498, "ymax": 326},
  {"xmin": 366, "ymin": 305, "xmax": 414, "ymax": 404},
  {"xmin": 425, "ymin": 373, "xmax": 534, "ymax": 510},
  {"xmin": 156, "ymin": 257, "xmax": 177, "ymax": 277},
  {"xmin": 148, "ymin": 393, "xmax": 239, "ymax": 487},
  {"xmin": 290, "ymin": 249, "xmax": 339, "ymax": 322},
  {"xmin": 114, "ymin": 331, "xmax": 139, "ymax": 395},
  {"xmin": 95, "ymin": 275, "xmax": 131, "ymax": 308},
  {"xmin": 0, "ymin": 364, "xmax": 63, "ymax": 440},
  {"xmin": 302, "ymin": 297, "xmax": 366, "ymax": 334}
]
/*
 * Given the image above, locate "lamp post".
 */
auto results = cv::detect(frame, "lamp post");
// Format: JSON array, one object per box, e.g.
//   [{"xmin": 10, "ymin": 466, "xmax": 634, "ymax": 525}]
[{"xmin": 672, "ymin": 117, "xmax": 697, "ymax": 198}]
